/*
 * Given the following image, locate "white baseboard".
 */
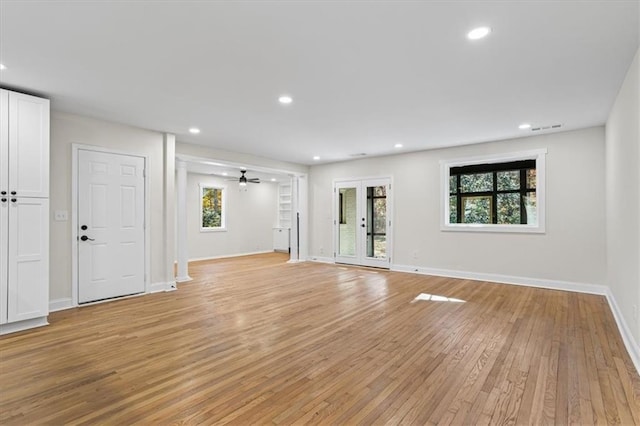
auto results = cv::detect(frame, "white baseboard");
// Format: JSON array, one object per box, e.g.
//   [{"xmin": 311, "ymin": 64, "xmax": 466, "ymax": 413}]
[
  {"xmin": 188, "ymin": 250, "xmax": 273, "ymax": 262},
  {"xmin": 49, "ymin": 298, "xmax": 74, "ymax": 312},
  {"xmin": 0, "ymin": 317, "xmax": 49, "ymax": 335},
  {"xmin": 307, "ymin": 256, "xmax": 335, "ymax": 264},
  {"xmin": 391, "ymin": 264, "xmax": 608, "ymax": 295},
  {"xmin": 605, "ymin": 289, "xmax": 640, "ymax": 374},
  {"xmin": 150, "ymin": 281, "xmax": 177, "ymax": 293}
]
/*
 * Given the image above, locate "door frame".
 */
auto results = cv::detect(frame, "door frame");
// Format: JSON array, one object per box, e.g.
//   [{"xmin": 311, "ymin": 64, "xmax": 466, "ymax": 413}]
[
  {"xmin": 71, "ymin": 144, "xmax": 150, "ymax": 307},
  {"xmin": 333, "ymin": 176, "xmax": 393, "ymax": 268}
]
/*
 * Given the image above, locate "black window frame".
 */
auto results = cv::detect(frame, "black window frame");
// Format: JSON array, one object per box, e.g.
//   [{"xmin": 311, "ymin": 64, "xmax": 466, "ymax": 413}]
[{"xmin": 449, "ymin": 159, "xmax": 536, "ymax": 225}]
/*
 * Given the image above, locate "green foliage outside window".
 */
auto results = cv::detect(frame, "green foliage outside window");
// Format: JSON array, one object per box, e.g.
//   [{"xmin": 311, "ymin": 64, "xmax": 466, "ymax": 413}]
[
  {"xmin": 449, "ymin": 161, "xmax": 537, "ymax": 225},
  {"xmin": 202, "ymin": 187, "xmax": 223, "ymax": 228}
]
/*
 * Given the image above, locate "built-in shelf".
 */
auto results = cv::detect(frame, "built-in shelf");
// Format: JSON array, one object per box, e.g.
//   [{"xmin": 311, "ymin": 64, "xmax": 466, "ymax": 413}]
[{"xmin": 278, "ymin": 183, "xmax": 292, "ymax": 229}]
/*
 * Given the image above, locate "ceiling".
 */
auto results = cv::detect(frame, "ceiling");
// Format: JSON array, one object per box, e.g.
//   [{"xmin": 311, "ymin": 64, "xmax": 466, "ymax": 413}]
[{"xmin": 0, "ymin": 1, "xmax": 638, "ymax": 166}]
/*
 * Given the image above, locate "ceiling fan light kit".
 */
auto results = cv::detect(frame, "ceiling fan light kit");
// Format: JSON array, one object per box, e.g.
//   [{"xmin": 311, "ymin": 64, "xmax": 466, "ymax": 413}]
[{"xmin": 227, "ymin": 170, "xmax": 260, "ymax": 185}]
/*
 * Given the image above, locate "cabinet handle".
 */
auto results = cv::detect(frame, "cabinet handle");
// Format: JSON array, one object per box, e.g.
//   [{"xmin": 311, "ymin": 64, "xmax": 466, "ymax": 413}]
[
  {"xmin": 1, "ymin": 198, "xmax": 6, "ymax": 203},
  {"xmin": 10, "ymin": 198, "xmax": 17, "ymax": 203},
  {"xmin": 10, "ymin": 191, "xmax": 16, "ymax": 195},
  {"xmin": 0, "ymin": 191, "xmax": 6, "ymax": 195}
]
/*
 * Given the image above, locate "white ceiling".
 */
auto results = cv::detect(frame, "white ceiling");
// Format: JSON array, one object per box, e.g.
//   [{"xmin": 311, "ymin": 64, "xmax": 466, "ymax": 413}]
[{"xmin": 1, "ymin": 1, "xmax": 638, "ymax": 166}]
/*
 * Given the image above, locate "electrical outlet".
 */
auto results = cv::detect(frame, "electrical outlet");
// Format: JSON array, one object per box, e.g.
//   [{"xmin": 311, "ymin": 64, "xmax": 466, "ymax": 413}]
[{"xmin": 54, "ymin": 210, "xmax": 68, "ymax": 221}]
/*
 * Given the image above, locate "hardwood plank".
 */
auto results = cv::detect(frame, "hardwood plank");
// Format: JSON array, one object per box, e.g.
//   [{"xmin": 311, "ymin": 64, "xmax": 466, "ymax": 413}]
[{"xmin": 0, "ymin": 253, "xmax": 638, "ymax": 424}]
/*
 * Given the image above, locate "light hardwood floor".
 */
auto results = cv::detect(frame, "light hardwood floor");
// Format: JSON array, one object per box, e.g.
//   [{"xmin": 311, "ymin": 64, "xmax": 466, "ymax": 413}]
[{"xmin": 1, "ymin": 253, "xmax": 639, "ymax": 424}]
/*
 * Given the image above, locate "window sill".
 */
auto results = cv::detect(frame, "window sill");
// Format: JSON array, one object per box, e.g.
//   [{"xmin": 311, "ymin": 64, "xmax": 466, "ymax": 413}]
[
  {"xmin": 441, "ymin": 223, "xmax": 545, "ymax": 234},
  {"xmin": 200, "ymin": 227, "xmax": 227, "ymax": 233}
]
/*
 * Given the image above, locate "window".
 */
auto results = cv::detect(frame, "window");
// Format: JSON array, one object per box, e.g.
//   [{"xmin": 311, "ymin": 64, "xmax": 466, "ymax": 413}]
[
  {"xmin": 441, "ymin": 149, "xmax": 546, "ymax": 233},
  {"xmin": 200, "ymin": 185, "xmax": 226, "ymax": 231}
]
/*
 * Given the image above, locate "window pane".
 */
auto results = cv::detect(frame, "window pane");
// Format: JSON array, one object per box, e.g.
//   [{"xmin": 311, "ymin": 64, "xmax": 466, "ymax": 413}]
[
  {"xmin": 373, "ymin": 235, "xmax": 386, "ymax": 258},
  {"xmin": 449, "ymin": 196, "xmax": 457, "ymax": 223},
  {"xmin": 524, "ymin": 192, "xmax": 537, "ymax": 225},
  {"xmin": 449, "ymin": 176, "xmax": 457, "ymax": 194},
  {"xmin": 372, "ymin": 199, "xmax": 386, "ymax": 233},
  {"xmin": 497, "ymin": 171, "xmax": 520, "ymax": 191},
  {"xmin": 373, "ymin": 185, "xmax": 386, "ymax": 197},
  {"xmin": 497, "ymin": 193, "xmax": 521, "ymax": 224},
  {"xmin": 202, "ymin": 187, "xmax": 222, "ymax": 228},
  {"xmin": 338, "ymin": 187, "xmax": 357, "ymax": 256},
  {"xmin": 461, "ymin": 196, "xmax": 492, "ymax": 224},
  {"xmin": 527, "ymin": 169, "xmax": 537, "ymax": 189},
  {"xmin": 460, "ymin": 173, "xmax": 492, "ymax": 193}
]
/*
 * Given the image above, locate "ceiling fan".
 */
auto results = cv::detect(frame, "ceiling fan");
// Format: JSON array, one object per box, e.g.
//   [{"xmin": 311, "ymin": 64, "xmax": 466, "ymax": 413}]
[{"xmin": 227, "ymin": 170, "xmax": 260, "ymax": 186}]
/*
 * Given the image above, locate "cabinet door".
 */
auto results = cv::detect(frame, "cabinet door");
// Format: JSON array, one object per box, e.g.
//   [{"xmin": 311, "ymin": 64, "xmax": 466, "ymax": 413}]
[
  {"xmin": 0, "ymin": 196, "xmax": 7, "ymax": 325},
  {"xmin": 0, "ymin": 89, "xmax": 8, "ymax": 198},
  {"xmin": 8, "ymin": 92, "xmax": 50, "ymax": 198},
  {"xmin": 7, "ymin": 198, "xmax": 49, "ymax": 322}
]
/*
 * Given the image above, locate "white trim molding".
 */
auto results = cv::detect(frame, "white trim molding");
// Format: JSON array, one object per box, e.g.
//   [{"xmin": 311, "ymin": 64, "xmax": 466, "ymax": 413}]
[
  {"xmin": 605, "ymin": 289, "xmax": 640, "ymax": 374},
  {"xmin": 391, "ymin": 264, "xmax": 607, "ymax": 294},
  {"xmin": 307, "ymin": 256, "xmax": 336, "ymax": 264},
  {"xmin": 440, "ymin": 148, "xmax": 547, "ymax": 234},
  {"xmin": 150, "ymin": 281, "xmax": 177, "ymax": 293},
  {"xmin": 49, "ymin": 298, "xmax": 74, "ymax": 312},
  {"xmin": 0, "ymin": 317, "xmax": 48, "ymax": 335},
  {"xmin": 188, "ymin": 250, "xmax": 274, "ymax": 263}
]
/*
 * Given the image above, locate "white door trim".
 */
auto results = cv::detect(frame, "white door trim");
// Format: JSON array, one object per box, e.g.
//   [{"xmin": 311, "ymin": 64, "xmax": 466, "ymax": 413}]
[{"xmin": 71, "ymin": 143, "xmax": 150, "ymax": 307}]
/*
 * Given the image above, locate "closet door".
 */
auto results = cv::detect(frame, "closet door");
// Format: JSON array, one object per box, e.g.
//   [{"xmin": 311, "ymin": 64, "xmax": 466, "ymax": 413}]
[
  {"xmin": 7, "ymin": 198, "xmax": 49, "ymax": 322},
  {"xmin": 8, "ymin": 92, "xmax": 49, "ymax": 198}
]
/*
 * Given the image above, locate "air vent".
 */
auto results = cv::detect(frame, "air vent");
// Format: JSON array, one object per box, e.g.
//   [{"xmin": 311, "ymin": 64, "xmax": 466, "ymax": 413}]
[{"xmin": 531, "ymin": 124, "xmax": 562, "ymax": 132}]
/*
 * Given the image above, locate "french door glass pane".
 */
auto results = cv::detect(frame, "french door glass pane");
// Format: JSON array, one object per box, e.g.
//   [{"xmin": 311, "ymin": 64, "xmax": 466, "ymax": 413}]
[
  {"xmin": 366, "ymin": 185, "xmax": 386, "ymax": 258},
  {"xmin": 338, "ymin": 187, "xmax": 357, "ymax": 256}
]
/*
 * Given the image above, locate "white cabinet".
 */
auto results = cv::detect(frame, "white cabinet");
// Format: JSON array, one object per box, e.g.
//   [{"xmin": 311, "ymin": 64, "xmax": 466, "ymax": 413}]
[
  {"xmin": 273, "ymin": 227, "xmax": 290, "ymax": 252},
  {"xmin": 0, "ymin": 89, "xmax": 50, "ymax": 333}
]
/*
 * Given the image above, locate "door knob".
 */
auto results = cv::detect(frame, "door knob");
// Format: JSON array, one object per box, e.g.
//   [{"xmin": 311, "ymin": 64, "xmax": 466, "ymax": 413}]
[
  {"xmin": 361, "ymin": 224, "xmax": 366, "ymax": 228},
  {"xmin": 80, "ymin": 235, "xmax": 95, "ymax": 241}
]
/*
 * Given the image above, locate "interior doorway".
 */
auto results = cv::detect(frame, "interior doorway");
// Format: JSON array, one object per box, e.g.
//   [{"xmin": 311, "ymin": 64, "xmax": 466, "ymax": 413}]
[{"xmin": 334, "ymin": 178, "xmax": 392, "ymax": 268}]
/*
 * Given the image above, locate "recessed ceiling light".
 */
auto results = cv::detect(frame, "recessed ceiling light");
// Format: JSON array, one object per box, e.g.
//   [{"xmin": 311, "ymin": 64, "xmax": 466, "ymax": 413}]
[
  {"xmin": 0, "ymin": 64, "xmax": 6, "ymax": 71},
  {"xmin": 278, "ymin": 95, "xmax": 293, "ymax": 104},
  {"xmin": 271, "ymin": 178, "xmax": 276, "ymax": 182},
  {"xmin": 222, "ymin": 172, "xmax": 228, "ymax": 176},
  {"xmin": 189, "ymin": 127, "xmax": 200, "ymax": 134},
  {"xmin": 518, "ymin": 123, "xmax": 531, "ymax": 129},
  {"xmin": 394, "ymin": 143, "xmax": 403, "ymax": 148},
  {"xmin": 467, "ymin": 27, "xmax": 491, "ymax": 40},
  {"xmin": 313, "ymin": 156, "xmax": 320, "ymax": 161}
]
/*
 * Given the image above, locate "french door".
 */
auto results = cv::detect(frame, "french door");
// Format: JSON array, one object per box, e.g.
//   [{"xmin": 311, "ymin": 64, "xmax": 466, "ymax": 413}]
[
  {"xmin": 77, "ymin": 149, "xmax": 146, "ymax": 303},
  {"xmin": 335, "ymin": 178, "xmax": 392, "ymax": 268}
]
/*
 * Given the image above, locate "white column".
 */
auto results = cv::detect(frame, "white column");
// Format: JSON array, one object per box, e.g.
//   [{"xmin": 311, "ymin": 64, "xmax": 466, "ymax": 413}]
[
  {"xmin": 289, "ymin": 176, "xmax": 299, "ymax": 262},
  {"xmin": 162, "ymin": 133, "xmax": 177, "ymax": 290},
  {"xmin": 175, "ymin": 159, "xmax": 192, "ymax": 282}
]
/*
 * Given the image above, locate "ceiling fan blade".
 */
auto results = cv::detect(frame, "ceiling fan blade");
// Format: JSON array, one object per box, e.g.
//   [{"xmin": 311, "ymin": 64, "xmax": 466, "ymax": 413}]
[
  {"xmin": 248, "ymin": 178, "xmax": 260, "ymax": 182},
  {"xmin": 249, "ymin": 180, "xmax": 261, "ymax": 184}
]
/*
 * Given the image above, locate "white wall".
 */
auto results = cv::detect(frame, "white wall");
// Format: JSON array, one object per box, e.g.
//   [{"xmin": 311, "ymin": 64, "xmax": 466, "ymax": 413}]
[
  {"xmin": 309, "ymin": 127, "xmax": 607, "ymax": 286},
  {"xmin": 50, "ymin": 111, "xmax": 174, "ymax": 301},
  {"xmin": 606, "ymin": 47, "xmax": 640, "ymax": 343},
  {"xmin": 186, "ymin": 173, "xmax": 278, "ymax": 260}
]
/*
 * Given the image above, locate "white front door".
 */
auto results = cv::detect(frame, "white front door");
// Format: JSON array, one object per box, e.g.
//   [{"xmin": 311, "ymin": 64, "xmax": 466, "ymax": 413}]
[
  {"xmin": 335, "ymin": 178, "xmax": 392, "ymax": 268},
  {"xmin": 78, "ymin": 150, "xmax": 145, "ymax": 303}
]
